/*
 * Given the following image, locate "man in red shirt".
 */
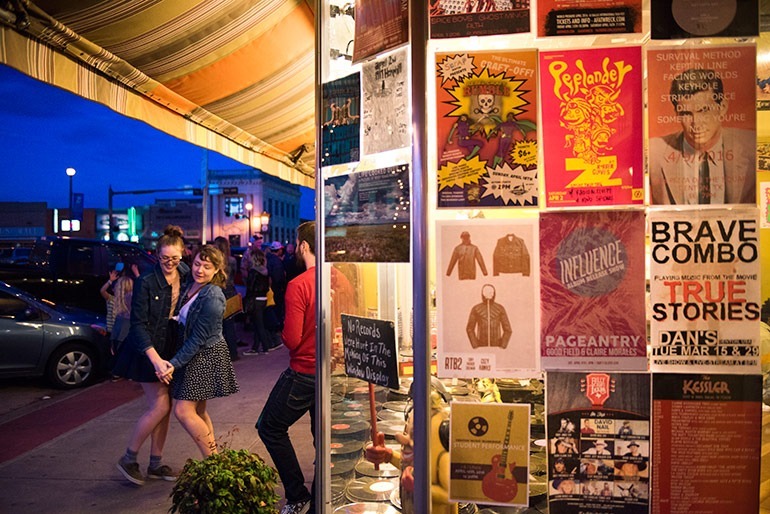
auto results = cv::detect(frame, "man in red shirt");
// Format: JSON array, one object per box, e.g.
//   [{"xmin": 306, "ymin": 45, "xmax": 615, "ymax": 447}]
[{"xmin": 256, "ymin": 221, "xmax": 316, "ymax": 514}]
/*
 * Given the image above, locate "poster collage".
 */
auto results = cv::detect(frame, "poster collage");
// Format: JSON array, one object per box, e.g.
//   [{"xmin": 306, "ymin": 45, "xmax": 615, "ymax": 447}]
[{"xmin": 323, "ymin": 0, "xmax": 767, "ymax": 512}]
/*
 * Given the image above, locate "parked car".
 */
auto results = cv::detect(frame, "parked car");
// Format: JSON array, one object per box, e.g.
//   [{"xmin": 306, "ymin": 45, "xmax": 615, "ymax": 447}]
[
  {"xmin": 0, "ymin": 246, "xmax": 32, "ymax": 265},
  {"xmin": 0, "ymin": 281, "xmax": 110, "ymax": 388}
]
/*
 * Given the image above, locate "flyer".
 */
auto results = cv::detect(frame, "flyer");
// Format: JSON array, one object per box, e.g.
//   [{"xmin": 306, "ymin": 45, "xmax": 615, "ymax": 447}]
[
  {"xmin": 436, "ymin": 50, "xmax": 539, "ymax": 208},
  {"xmin": 650, "ymin": 0, "xmax": 758, "ymax": 39},
  {"xmin": 537, "ymin": 0, "xmax": 642, "ymax": 36},
  {"xmin": 540, "ymin": 210, "xmax": 647, "ymax": 371},
  {"xmin": 352, "ymin": 0, "xmax": 408, "ymax": 64},
  {"xmin": 647, "ymin": 45, "xmax": 757, "ymax": 205},
  {"xmin": 540, "ymin": 47, "xmax": 643, "ymax": 207},
  {"xmin": 324, "ymin": 164, "xmax": 410, "ymax": 262},
  {"xmin": 651, "ymin": 373, "xmax": 762, "ymax": 513},
  {"xmin": 546, "ymin": 372, "xmax": 651, "ymax": 514},
  {"xmin": 321, "ymin": 73, "xmax": 361, "ymax": 167},
  {"xmin": 449, "ymin": 402, "xmax": 530, "ymax": 507},
  {"xmin": 362, "ymin": 48, "xmax": 409, "ymax": 155},
  {"xmin": 437, "ymin": 218, "xmax": 539, "ymax": 379},
  {"xmin": 429, "ymin": 0, "xmax": 530, "ymax": 39},
  {"xmin": 648, "ymin": 207, "xmax": 761, "ymax": 374},
  {"xmin": 757, "ymin": 33, "xmax": 770, "ymax": 111}
]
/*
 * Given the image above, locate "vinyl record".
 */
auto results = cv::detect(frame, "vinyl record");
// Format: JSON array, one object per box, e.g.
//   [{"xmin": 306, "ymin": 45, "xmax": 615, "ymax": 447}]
[
  {"xmin": 330, "ymin": 439, "xmax": 364, "ymax": 457},
  {"xmin": 378, "ymin": 419, "xmax": 406, "ymax": 438},
  {"xmin": 345, "ymin": 477, "xmax": 399, "ymax": 502},
  {"xmin": 333, "ymin": 400, "xmax": 368, "ymax": 411},
  {"xmin": 331, "ymin": 419, "xmax": 371, "ymax": 439},
  {"xmin": 389, "ymin": 487, "xmax": 400, "ymax": 509},
  {"xmin": 377, "ymin": 409, "xmax": 405, "ymax": 422},
  {"xmin": 355, "ymin": 459, "xmax": 400, "ymax": 478},
  {"xmin": 332, "ymin": 477, "xmax": 347, "ymax": 504},
  {"xmin": 331, "ymin": 457, "xmax": 358, "ymax": 477},
  {"xmin": 440, "ymin": 378, "xmax": 467, "ymax": 387},
  {"xmin": 382, "ymin": 401, "xmax": 408, "ymax": 413},
  {"xmin": 447, "ymin": 385, "xmax": 471, "ymax": 396},
  {"xmin": 333, "ymin": 502, "xmax": 400, "ymax": 514},
  {"xmin": 332, "ymin": 409, "xmax": 367, "ymax": 421}
]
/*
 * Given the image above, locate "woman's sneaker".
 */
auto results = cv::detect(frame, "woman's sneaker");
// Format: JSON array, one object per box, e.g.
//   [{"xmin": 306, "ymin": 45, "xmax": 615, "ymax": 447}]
[
  {"xmin": 117, "ymin": 457, "xmax": 145, "ymax": 485},
  {"xmin": 147, "ymin": 464, "xmax": 178, "ymax": 481}
]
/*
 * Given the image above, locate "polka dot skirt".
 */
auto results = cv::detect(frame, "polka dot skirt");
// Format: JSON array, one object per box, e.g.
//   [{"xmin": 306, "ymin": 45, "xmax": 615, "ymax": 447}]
[{"xmin": 172, "ymin": 340, "xmax": 239, "ymax": 401}]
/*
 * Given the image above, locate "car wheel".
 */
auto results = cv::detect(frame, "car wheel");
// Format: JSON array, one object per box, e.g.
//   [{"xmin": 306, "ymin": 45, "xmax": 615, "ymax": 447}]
[{"xmin": 46, "ymin": 343, "xmax": 98, "ymax": 389}]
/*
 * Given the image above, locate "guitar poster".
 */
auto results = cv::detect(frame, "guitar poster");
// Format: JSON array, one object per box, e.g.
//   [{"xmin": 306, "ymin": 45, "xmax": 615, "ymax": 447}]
[
  {"xmin": 540, "ymin": 210, "xmax": 647, "ymax": 371},
  {"xmin": 546, "ymin": 372, "xmax": 651, "ymax": 514},
  {"xmin": 540, "ymin": 47, "xmax": 644, "ymax": 207},
  {"xmin": 537, "ymin": 0, "xmax": 642, "ymax": 36},
  {"xmin": 449, "ymin": 402, "xmax": 530, "ymax": 507},
  {"xmin": 436, "ymin": 50, "xmax": 539, "ymax": 208},
  {"xmin": 429, "ymin": 0, "xmax": 530, "ymax": 39},
  {"xmin": 321, "ymin": 73, "xmax": 361, "ymax": 167}
]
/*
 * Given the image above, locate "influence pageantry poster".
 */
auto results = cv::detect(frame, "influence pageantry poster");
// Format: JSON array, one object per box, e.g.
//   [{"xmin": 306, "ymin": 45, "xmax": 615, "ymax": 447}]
[
  {"xmin": 429, "ymin": 0, "xmax": 530, "ymax": 39},
  {"xmin": 436, "ymin": 50, "xmax": 539, "ymax": 208},
  {"xmin": 651, "ymin": 373, "xmax": 762, "ymax": 513},
  {"xmin": 546, "ymin": 372, "xmax": 651, "ymax": 514},
  {"xmin": 648, "ymin": 207, "xmax": 761, "ymax": 374},
  {"xmin": 650, "ymin": 0, "xmax": 758, "ymax": 39},
  {"xmin": 540, "ymin": 211, "xmax": 647, "ymax": 371},
  {"xmin": 437, "ymin": 218, "xmax": 539, "ymax": 378},
  {"xmin": 362, "ymin": 48, "xmax": 409, "ymax": 155},
  {"xmin": 540, "ymin": 47, "xmax": 644, "ymax": 207},
  {"xmin": 536, "ymin": 0, "xmax": 642, "ymax": 37},
  {"xmin": 647, "ymin": 45, "xmax": 757, "ymax": 205},
  {"xmin": 321, "ymin": 73, "xmax": 361, "ymax": 167},
  {"xmin": 352, "ymin": 0, "xmax": 408, "ymax": 64}
]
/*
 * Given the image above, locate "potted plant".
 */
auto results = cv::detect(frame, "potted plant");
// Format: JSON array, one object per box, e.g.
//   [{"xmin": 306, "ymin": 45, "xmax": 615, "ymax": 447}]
[{"xmin": 169, "ymin": 447, "xmax": 279, "ymax": 514}]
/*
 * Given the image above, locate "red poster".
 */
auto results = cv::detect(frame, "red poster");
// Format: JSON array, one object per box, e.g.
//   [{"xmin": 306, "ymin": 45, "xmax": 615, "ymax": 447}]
[
  {"xmin": 540, "ymin": 210, "xmax": 646, "ymax": 371},
  {"xmin": 647, "ymin": 45, "xmax": 757, "ymax": 205},
  {"xmin": 352, "ymin": 0, "xmax": 408, "ymax": 64},
  {"xmin": 537, "ymin": 0, "xmax": 642, "ymax": 37},
  {"xmin": 652, "ymin": 373, "xmax": 762, "ymax": 514},
  {"xmin": 540, "ymin": 47, "xmax": 644, "ymax": 207}
]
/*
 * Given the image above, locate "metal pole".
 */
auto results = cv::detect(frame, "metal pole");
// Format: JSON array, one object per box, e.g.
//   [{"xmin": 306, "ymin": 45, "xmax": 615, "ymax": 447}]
[
  {"xmin": 68, "ymin": 175, "xmax": 73, "ymax": 215},
  {"xmin": 108, "ymin": 186, "xmax": 114, "ymax": 241}
]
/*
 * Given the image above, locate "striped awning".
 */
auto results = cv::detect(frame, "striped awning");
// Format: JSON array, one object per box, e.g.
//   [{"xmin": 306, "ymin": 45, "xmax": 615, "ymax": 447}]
[{"xmin": 0, "ymin": 0, "xmax": 316, "ymax": 187}]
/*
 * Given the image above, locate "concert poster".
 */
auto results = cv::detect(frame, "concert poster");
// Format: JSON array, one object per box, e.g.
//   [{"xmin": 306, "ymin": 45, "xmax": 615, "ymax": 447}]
[
  {"xmin": 648, "ymin": 207, "xmax": 761, "ymax": 374},
  {"xmin": 429, "ymin": 0, "xmax": 530, "ymax": 39},
  {"xmin": 352, "ymin": 0, "xmax": 408, "ymax": 64},
  {"xmin": 546, "ymin": 372, "xmax": 651, "ymax": 514},
  {"xmin": 647, "ymin": 45, "xmax": 757, "ymax": 206},
  {"xmin": 651, "ymin": 373, "xmax": 762, "ymax": 513},
  {"xmin": 362, "ymin": 48, "xmax": 409, "ymax": 156},
  {"xmin": 539, "ymin": 47, "xmax": 644, "ymax": 207},
  {"xmin": 540, "ymin": 210, "xmax": 647, "ymax": 371},
  {"xmin": 650, "ymin": 0, "xmax": 758, "ymax": 39},
  {"xmin": 758, "ymin": 33, "xmax": 770, "ymax": 111},
  {"xmin": 321, "ymin": 73, "xmax": 361, "ymax": 167},
  {"xmin": 449, "ymin": 402, "xmax": 530, "ymax": 507},
  {"xmin": 436, "ymin": 218, "xmax": 539, "ymax": 379},
  {"xmin": 436, "ymin": 50, "xmax": 539, "ymax": 208},
  {"xmin": 536, "ymin": 0, "xmax": 642, "ymax": 36},
  {"xmin": 323, "ymin": 164, "xmax": 410, "ymax": 262}
]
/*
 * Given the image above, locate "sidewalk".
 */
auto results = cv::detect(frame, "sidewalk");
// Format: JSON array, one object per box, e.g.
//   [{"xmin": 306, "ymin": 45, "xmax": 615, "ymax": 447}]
[{"xmin": 0, "ymin": 324, "xmax": 314, "ymax": 513}]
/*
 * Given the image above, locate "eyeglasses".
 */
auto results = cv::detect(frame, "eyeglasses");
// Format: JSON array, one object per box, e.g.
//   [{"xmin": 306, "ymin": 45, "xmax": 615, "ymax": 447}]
[{"xmin": 160, "ymin": 255, "xmax": 182, "ymax": 263}]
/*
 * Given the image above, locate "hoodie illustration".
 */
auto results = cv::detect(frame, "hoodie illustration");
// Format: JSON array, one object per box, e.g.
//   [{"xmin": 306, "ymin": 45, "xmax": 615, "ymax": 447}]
[{"xmin": 465, "ymin": 284, "xmax": 512, "ymax": 349}]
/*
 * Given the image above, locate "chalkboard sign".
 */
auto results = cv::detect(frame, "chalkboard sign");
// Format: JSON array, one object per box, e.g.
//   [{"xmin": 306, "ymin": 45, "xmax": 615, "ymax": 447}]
[{"xmin": 342, "ymin": 314, "xmax": 399, "ymax": 389}]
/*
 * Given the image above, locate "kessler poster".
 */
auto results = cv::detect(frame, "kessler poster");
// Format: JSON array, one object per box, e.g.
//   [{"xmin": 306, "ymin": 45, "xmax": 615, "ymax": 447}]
[
  {"xmin": 652, "ymin": 373, "xmax": 762, "ymax": 513},
  {"xmin": 546, "ymin": 372, "xmax": 651, "ymax": 514},
  {"xmin": 436, "ymin": 50, "xmax": 539, "ymax": 208},
  {"xmin": 540, "ymin": 47, "xmax": 644, "ymax": 207},
  {"xmin": 352, "ymin": 0, "xmax": 408, "ymax": 64},
  {"xmin": 537, "ymin": 0, "xmax": 642, "ymax": 36},
  {"xmin": 437, "ymin": 218, "xmax": 539, "ymax": 378},
  {"xmin": 648, "ymin": 207, "xmax": 761, "ymax": 374},
  {"xmin": 651, "ymin": 0, "xmax": 758, "ymax": 39},
  {"xmin": 362, "ymin": 48, "xmax": 409, "ymax": 155},
  {"xmin": 450, "ymin": 402, "xmax": 530, "ymax": 507},
  {"xmin": 540, "ymin": 210, "xmax": 647, "ymax": 371},
  {"xmin": 647, "ymin": 45, "xmax": 757, "ymax": 205},
  {"xmin": 429, "ymin": 0, "xmax": 530, "ymax": 39},
  {"xmin": 321, "ymin": 73, "xmax": 361, "ymax": 167}
]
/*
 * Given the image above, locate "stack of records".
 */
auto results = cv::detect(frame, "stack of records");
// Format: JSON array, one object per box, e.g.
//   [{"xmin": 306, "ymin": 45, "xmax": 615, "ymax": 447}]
[
  {"xmin": 377, "ymin": 409, "xmax": 405, "ymax": 423},
  {"xmin": 377, "ymin": 419, "xmax": 406, "ymax": 440},
  {"xmin": 331, "ymin": 419, "xmax": 371, "ymax": 441},
  {"xmin": 346, "ymin": 385, "xmax": 388, "ymax": 404},
  {"xmin": 382, "ymin": 401, "xmax": 408, "ymax": 414},
  {"xmin": 331, "ymin": 477, "xmax": 347, "ymax": 507},
  {"xmin": 332, "ymin": 409, "xmax": 368, "ymax": 422},
  {"xmin": 330, "ymin": 439, "xmax": 364, "ymax": 461},
  {"xmin": 354, "ymin": 459, "xmax": 400, "ymax": 479},
  {"xmin": 333, "ymin": 502, "xmax": 400, "ymax": 514},
  {"xmin": 345, "ymin": 477, "xmax": 399, "ymax": 503},
  {"xmin": 330, "ymin": 457, "xmax": 358, "ymax": 480}
]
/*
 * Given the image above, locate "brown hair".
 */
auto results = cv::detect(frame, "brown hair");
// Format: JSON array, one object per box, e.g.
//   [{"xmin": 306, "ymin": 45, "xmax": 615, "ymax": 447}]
[
  {"xmin": 113, "ymin": 276, "xmax": 133, "ymax": 317},
  {"xmin": 196, "ymin": 244, "xmax": 227, "ymax": 288},
  {"xmin": 157, "ymin": 225, "xmax": 185, "ymax": 254},
  {"xmin": 213, "ymin": 236, "xmax": 231, "ymax": 259},
  {"xmin": 297, "ymin": 221, "xmax": 316, "ymax": 255}
]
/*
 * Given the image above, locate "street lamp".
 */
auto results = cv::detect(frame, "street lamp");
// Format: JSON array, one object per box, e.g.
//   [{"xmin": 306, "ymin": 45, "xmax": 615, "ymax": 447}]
[
  {"xmin": 65, "ymin": 167, "xmax": 76, "ymax": 214},
  {"xmin": 244, "ymin": 202, "xmax": 253, "ymax": 245},
  {"xmin": 260, "ymin": 211, "xmax": 270, "ymax": 240}
]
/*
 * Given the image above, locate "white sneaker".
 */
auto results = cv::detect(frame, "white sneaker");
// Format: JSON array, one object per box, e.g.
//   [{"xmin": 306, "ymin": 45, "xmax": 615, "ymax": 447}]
[{"xmin": 280, "ymin": 500, "xmax": 310, "ymax": 514}]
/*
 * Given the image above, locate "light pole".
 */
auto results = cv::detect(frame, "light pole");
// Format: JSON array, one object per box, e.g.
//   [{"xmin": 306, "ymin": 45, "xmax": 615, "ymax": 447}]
[
  {"xmin": 65, "ymin": 167, "xmax": 76, "ymax": 215},
  {"xmin": 260, "ymin": 211, "xmax": 271, "ymax": 241},
  {"xmin": 245, "ymin": 202, "xmax": 253, "ymax": 245}
]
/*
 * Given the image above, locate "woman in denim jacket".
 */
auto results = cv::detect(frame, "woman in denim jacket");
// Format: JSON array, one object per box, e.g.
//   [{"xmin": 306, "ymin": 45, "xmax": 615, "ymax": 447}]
[{"xmin": 158, "ymin": 244, "xmax": 239, "ymax": 457}]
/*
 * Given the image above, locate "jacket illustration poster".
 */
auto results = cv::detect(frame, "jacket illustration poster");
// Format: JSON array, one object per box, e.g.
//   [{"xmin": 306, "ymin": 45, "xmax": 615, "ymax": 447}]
[{"xmin": 437, "ymin": 219, "xmax": 539, "ymax": 378}]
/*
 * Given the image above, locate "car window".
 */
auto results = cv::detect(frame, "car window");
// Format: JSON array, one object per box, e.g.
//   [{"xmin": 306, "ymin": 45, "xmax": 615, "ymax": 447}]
[
  {"xmin": 106, "ymin": 245, "xmax": 155, "ymax": 275},
  {"xmin": 0, "ymin": 291, "xmax": 39, "ymax": 320},
  {"xmin": 68, "ymin": 243, "xmax": 99, "ymax": 276}
]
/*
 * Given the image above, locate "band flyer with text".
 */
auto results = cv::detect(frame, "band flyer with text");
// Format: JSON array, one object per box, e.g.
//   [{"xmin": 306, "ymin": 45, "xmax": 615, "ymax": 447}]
[
  {"xmin": 429, "ymin": 0, "xmax": 530, "ymax": 39},
  {"xmin": 435, "ymin": 49, "xmax": 539, "ymax": 208},
  {"xmin": 362, "ymin": 48, "xmax": 409, "ymax": 155},
  {"xmin": 648, "ymin": 207, "xmax": 761, "ymax": 373},
  {"xmin": 536, "ymin": 0, "xmax": 642, "ymax": 37},
  {"xmin": 540, "ymin": 210, "xmax": 646, "ymax": 371},
  {"xmin": 352, "ymin": 0, "xmax": 408, "ymax": 64},
  {"xmin": 546, "ymin": 372, "xmax": 651, "ymax": 514},
  {"xmin": 540, "ymin": 46, "xmax": 643, "ymax": 207}
]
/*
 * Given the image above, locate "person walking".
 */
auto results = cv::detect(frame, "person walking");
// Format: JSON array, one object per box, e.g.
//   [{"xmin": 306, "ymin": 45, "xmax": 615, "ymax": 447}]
[
  {"xmin": 265, "ymin": 241, "xmax": 287, "ymax": 349},
  {"xmin": 243, "ymin": 247, "xmax": 272, "ymax": 355},
  {"xmin": 257, "ymin": 221, "xmax": 316, "ymax": 514},
  {"xmin": 113, "ymin": 225, "xmax": 189, "ymax": 485},
  {"xmin": 213, "ymin": 236, "xmax": 240, "ymax": 361}
]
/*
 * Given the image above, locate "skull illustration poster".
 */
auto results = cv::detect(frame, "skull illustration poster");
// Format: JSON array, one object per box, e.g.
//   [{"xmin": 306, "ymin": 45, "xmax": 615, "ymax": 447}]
[
  {"xmin": 436, "ymin": 50, "xmax": 539, "ymax": 208},
  {"xmin": 536, "ymin": 0, "xmax": 642, "ymax": 37},
  {"xmin": 540, "ymin": 47, "xmax": 643, "ymax": 207},
  {"xmin": 321, "ymin": 72, "xmax": 361, "ymax": 167},
  {"xmin": 362, "ymin": 48, "xmax": 409, "ymax": 155}
]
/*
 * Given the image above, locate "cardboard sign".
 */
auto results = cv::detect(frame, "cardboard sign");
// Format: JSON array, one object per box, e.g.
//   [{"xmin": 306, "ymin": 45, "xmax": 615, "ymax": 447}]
[{"xmin": 342, "ymin": 314, "xmax": 399, "ymax": 389}]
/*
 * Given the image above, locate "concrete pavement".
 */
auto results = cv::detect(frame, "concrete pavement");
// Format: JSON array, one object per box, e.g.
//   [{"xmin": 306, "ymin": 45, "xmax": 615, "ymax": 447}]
[{"xmin": 0, "ymin": 325, "xmax": 314, "ymax": 514}]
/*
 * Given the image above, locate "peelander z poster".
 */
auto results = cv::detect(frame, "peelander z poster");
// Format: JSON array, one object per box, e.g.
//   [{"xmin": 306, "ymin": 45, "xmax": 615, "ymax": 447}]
[
  {"xmin": 321, "ymin": 73, "xmax": 361, "ymax": 167},
  {"xmin": 362, "ymin": 48, "xmax": 409, "ymax": 155},
  {"xmin": 430, "ymin": 0, "xmax": 530, "ymax": 39},
  {"xmin": 352, "ymin": 0, "xmax": 408, "ymax": 64},
  {"xmin": 540, "ymin": 210, "xmax": 646, "ymax": 371},
  {"xmin": 546, "ymin": 372, "xmax": 651, "ymax": 514},
  {"xmin": 449, "ymin": 402, "xmax": 530, "ymax": 507},
  {"xmin": 537, "ymin": 0, "xmax": 642, "ymax": 37},
  {"xmin": 647, "ymin": 45, "xmax": 757, "ymax": 206},
  {"xmin": 648, "ymin": 207, "xmax": 761, "ymax": 374},
  {"xmin": 436, "ymin": 50, "xmax": 539, "ymax": 208},
  {"xmin": 540, "ymin": 47, "xmax": 643, "ymax": 207},
  {"xmin": 650, "ymin": 0, "xmax": 758, "ymax": 39}
]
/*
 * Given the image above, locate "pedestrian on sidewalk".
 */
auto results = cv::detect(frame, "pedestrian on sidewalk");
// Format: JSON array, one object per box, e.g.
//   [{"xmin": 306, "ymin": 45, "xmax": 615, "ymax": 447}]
[
  {"xmin": 243, "ymin": 246, "xmax": 272, "ymax": 355},
  {"xmin": 257, "ymin": 221, "xmax": 316, "ymax": 514},
  {"xmin": 213, "ymin": 236, "xmax": 241, "ymax": 361},
  {"xmin": 113, "ymin": 225, "xmax": 189, "ymax": 485}
]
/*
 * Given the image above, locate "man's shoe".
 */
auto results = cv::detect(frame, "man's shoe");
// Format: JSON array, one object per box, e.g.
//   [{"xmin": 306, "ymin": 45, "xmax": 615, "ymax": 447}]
[
  {"xmin": 268, "ymin": 343, "xmax": 284, "ymax": 352},
  {"xmin": 117, "ymin": 458, "xmax": 145, "ymax": 485},
  {"xmin": 280, "ymin": 500, "xmax": 310, "ymax": 514},
  {"xmin": 147, "ymin": 464, "xmax": 177, "ymax": 482},
  {"xmin": 243, "ymin": 349, "xmax": 263, "ymax": 356}
]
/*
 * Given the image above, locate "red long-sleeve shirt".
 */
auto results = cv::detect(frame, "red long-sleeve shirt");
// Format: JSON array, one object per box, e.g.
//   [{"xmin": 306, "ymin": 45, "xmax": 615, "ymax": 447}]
[{"xmin": 282, "ymin": 266, "xmax": 316, "ymax": 374}]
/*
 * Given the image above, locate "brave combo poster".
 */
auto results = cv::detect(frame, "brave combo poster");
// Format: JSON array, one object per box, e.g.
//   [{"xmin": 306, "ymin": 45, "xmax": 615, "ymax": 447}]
[
  {"xmin": 540, "ymin": 47, "xmax": 643, "ymax": 207},
  {"xmin": 436, "ymin": 50, "xmax": 539, "ymax": 208},
  {"xmin": 540, "ymin": 210, "xmax": 646, "ymax": 371}
]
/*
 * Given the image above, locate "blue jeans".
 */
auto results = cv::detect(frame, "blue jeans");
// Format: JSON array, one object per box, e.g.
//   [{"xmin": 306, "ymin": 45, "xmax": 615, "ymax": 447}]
[{"xmin": 257, "ymin": 368, "xmax": 315, "ymax": 506}]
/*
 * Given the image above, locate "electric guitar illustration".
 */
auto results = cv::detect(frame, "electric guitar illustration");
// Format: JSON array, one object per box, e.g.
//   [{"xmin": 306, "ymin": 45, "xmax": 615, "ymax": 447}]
[{"xmin": 481, "ymin": 410, "xmax": 518, "ymax": 503}]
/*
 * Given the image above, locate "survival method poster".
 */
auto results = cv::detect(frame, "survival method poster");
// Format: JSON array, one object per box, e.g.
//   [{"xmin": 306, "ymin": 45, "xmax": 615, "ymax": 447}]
[
  {"xmin": 546, "ymin": 372, "xmax": 651, "ymax": 514},
  {"xmin": 648, "ymin": 207, "xmax": 761, "ymax": 373},
  {"xmin": 536, "ymin": 0, "xmax": 642, "ymax": 37},
  {"xmin": 540, "ymin": 210, "xmax": 647, "ymax": 371},
  {"xmin": 540, "ymin": 46, "xmax": 644, "ymax": 207},
  {"xmin": 436, "ymin": 50, "xmax": 539, "ymax": 208}
]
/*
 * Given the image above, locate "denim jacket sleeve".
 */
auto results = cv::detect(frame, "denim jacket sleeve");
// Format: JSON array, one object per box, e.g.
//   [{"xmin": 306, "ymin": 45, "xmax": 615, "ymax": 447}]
[
  {"xmin": 128, "ymin": 272, "xmax": 157, "ymax": 354},
  {"xmin": 169, "ymin": 284, "xmax": 226, "ymax": 369}
]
